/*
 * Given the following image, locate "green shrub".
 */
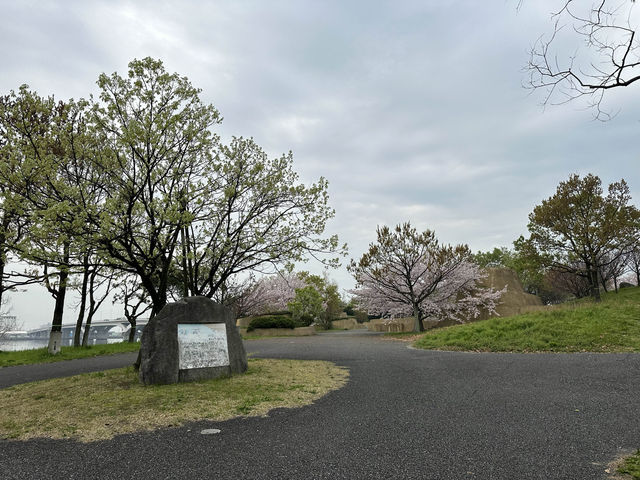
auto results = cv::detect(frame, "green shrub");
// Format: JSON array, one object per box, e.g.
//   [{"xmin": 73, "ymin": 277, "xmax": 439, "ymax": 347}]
[
  {"xmin": 288, "ymin": 286, "xmax": 324, "ymax": 327},
  {"xmin": 246, "ymin": 315, "xmax": 297, "ymax": 332},
  {"xmin": 295, "ymin": 314, "xmax": 315, "ymax": 328}
]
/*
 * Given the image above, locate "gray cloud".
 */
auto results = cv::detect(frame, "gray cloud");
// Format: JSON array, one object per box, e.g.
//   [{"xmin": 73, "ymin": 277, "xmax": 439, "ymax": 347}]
[{"xmin": 2, "ymin": 0, "xmax": 639, "ymax": 327}]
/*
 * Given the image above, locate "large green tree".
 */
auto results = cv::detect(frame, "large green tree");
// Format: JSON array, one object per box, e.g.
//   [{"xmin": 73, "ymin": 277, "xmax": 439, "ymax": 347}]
[
  {"xmin": 0, "ymin": 88, "xmax": 97, "ymax": 353},
  {"xmin": 526, "ymin": 173, "xmax": 640, "ymax": 301},
  {"xmin": 84, "ymin": 57, "xmax": 221, "ymax": 316},
  {"xmin": 0, "ymin": 137, "xmax": 40, "ymax": 311},
  {"xmin": 176, "ymin": 136, "xmax": 343, "ymax": 301},
  {"xmin": 0, "ymin": 57, "xmax": 345, "ymax": 352},
  {"xmin": 85, "ymin": 58, "xmax": 343, "ymax": 317}
]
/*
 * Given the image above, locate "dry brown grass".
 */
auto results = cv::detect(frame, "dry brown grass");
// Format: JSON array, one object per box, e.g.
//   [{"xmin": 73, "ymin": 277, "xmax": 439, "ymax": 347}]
[{"xmin": 0, "ymin": 358, "xmax": 348, "ymax": 442}]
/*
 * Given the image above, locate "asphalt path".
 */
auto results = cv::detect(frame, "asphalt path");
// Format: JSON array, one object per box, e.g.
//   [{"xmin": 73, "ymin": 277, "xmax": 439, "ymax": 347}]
[
  {"xmin": 0, "ymin": 352, "xmax": 139, "ymax": 388},
  {"xmin": 1, "ymin": 330, "xmax": 639, "ymax": 479}
]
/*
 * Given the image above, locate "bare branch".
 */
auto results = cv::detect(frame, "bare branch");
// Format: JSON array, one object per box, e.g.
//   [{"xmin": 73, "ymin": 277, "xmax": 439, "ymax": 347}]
[{"xmin": 526, "ymin": 0, "xmax": 639, "ymax": 119}]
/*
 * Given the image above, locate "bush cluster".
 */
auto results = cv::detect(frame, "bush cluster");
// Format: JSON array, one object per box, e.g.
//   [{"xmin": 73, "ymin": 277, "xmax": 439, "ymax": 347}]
[
  {"xmin": 246, "ymin": 315, "xmax": 297, "ymax": 332},
  {"xmin": 354, "ymin": 311, "xmax": 369, "ymax": 324},
  {"xmin": 294, "ymin": 314, "xmax": 315, "ymax": 327}
]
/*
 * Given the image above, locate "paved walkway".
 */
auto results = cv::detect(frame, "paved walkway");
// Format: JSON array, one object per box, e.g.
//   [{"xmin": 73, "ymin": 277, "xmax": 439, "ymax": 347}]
[
  {"xmin": 1, "ymin": 330, "xmax": 639, "ymax": 479},
  {"xmin": 0, "ymin": 352, "xmax": 139, "ymax": 388}
]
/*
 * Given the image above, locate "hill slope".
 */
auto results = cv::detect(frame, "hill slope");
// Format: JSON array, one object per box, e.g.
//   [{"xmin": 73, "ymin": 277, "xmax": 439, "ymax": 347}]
[{"xmin": 414, "ymin": 286, "xmax": 640, "ymax": 353}]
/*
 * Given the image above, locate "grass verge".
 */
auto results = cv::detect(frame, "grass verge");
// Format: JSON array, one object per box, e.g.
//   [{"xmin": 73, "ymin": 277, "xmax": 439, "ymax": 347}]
[
  {"xmin": 0, "ymin": 342, "xmax": 141, "ymax": 368},
  {"xmin": 414, "ymin": 286, "xmax": 640, "ymax": 353},
  {"xmin": 0, "ymin": 358, "xmax": 348, "ymax": 442},
  {"xmin": 617, "ymin": 450, "xmax": 640, "ymax": 479}
]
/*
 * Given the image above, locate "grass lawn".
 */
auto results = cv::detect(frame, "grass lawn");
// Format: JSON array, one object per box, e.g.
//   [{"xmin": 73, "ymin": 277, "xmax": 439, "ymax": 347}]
[
  {"xmin": 414, "ymin": 286, "xmax": 640, "ymax": 353},
  {"xmin": 0, "ymin": 342, "xmax": 141, "ymax": 368},
  {"xmin": 618, "ymin": 450, "xmax": 640, "ymax": 479},
  {"xmin": 0, "ymin": 358, "xmax": 348, "ymax": 442}
]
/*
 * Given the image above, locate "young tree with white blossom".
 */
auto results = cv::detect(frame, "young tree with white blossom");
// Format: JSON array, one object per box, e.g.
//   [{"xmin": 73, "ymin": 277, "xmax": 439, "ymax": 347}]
[
  {"xmin": 241, "ymin": 273, "xmax": 306, "ymax": 316},
  {"xmin": 348, "ymin": 223, "xmax": 504, "ymax": 333}
]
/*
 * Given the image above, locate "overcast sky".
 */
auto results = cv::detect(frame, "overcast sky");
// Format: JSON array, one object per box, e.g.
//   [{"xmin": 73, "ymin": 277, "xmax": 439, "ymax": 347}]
[{"xmin": 2, "ymin": 1, "xmax": 639, "ymax": 329}]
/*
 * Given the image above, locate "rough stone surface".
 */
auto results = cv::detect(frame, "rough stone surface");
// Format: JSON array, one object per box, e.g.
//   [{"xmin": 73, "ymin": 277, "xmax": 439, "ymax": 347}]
[{"xmin": 139, "ymin": 297, "xmax": 247, "ymax": 385}]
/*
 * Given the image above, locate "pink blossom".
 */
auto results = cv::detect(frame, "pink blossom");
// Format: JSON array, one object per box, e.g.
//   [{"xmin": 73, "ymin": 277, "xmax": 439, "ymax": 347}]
[{"xmin": 349, "ymin": 223, "xmax": 504, "ymax": 330}]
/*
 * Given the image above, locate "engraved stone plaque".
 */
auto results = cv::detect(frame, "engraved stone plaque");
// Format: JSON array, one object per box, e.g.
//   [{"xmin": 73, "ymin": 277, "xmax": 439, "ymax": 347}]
[
  {"xmin": 178, "ymin": 323, "xmax": 230, "ymax": 369},
  {"xmin": 139, "ymin": 297, "xmax": 247, "ymax": 385}
]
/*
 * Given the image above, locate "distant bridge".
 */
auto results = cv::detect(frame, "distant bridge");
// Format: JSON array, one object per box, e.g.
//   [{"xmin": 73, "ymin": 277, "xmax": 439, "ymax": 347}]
[{"xmin": 27, "ymin": 318, "xmax": 149, "ymax": 342}]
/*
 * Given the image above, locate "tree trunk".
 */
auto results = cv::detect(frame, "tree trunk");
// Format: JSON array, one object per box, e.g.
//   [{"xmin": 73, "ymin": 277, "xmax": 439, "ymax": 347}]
[
  {"xmin": 0, "ymin": 250, "xmax": 5, "ymax": 312},
  {"xmin": 412, "ymin": 305, "xmax": 424, "ymax": 333},
  {"xmin": 180, "ymin": 227, "xmax": 190, "ymax": 298},
  {"xmin": 81, "ymin": 282, "xmax": 101, "ymax": 347},
  {"xmin": 139, "ymin": 274, "xmax": 166, "ymax": 321},
  {"xmin": 127, "ymin": 317, "xmax": 137, "ymax": 343},
  {"xmin": 185, "ymin": 226, "xmax": 195, "ymax": 297},
  {"xmin": 599, "ymin": 270, "xmax": 608, "ymax": 292},
  {"xmin": 133, "ymin": 308, "xmax": 156, "ymax": 370},
  {"xmin": 48, "ymin": 243, "xmax": 70, "ymax": 355},
  {"xmin": 0, "ymin": 211, "xmax": 10, "ymax": 312},
  {"xmin": 73, "ymin": 255, "xmax": 90, "ymax": 346},
  {"xmin": 81, "ymin": 310, "xmax": 94, "ymax": 347},
  {"xmin": 82, "ymin": 269, "xmax": 105, "ymax": 347},
  {"xmin": 589, "ymin": 267, "xmax": 601, "ymax": 302}
]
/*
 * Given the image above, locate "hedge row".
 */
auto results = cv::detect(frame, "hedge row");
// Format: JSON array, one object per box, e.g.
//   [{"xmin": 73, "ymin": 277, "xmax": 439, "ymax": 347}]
[{"xmin": 246, "ymin": 315, "xmax": 297, "ymax": 332}]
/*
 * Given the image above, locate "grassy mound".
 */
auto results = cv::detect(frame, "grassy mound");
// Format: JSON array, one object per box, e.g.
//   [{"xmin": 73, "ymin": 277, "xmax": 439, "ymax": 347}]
[
  {"xmin": 414, "ymin": 286, "xmax": 640, "ymax": 353},
  {"xmin": 0, "ymin": 358, "xmax": 348, "ymax": 442}
]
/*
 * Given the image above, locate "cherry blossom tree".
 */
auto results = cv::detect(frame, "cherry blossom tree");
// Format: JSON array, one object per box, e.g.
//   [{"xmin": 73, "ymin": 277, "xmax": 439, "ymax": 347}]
[
  {"xmin": 241, "ymin": 273, "xmax": 306, "ymax": 315},
  {"xmin": 348, "ymin": 223, "xmax": 504, "ymax": 332}
]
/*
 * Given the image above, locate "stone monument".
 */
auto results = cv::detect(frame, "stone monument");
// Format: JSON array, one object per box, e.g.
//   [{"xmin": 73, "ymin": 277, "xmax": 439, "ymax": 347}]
[{"xmin": 139, "ymin": 297, "xmax": 247, "ymax": 385}]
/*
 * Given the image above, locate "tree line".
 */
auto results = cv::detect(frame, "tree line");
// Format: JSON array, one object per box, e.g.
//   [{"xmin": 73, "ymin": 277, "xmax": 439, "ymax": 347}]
[
  {"xmin": 475, "ymin": 174, "xmax": 640, "ymax": 304},
  {"xmin": 349, "ymin": 174, "xmax": 640, "ymax": 332},
  {"xmin": 0, "ymin": 58, "xmax": 344, "ymax": 352},
  {"xmin": 2, "ymin": 60, "xmax": 638, "ymax": 344}
]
